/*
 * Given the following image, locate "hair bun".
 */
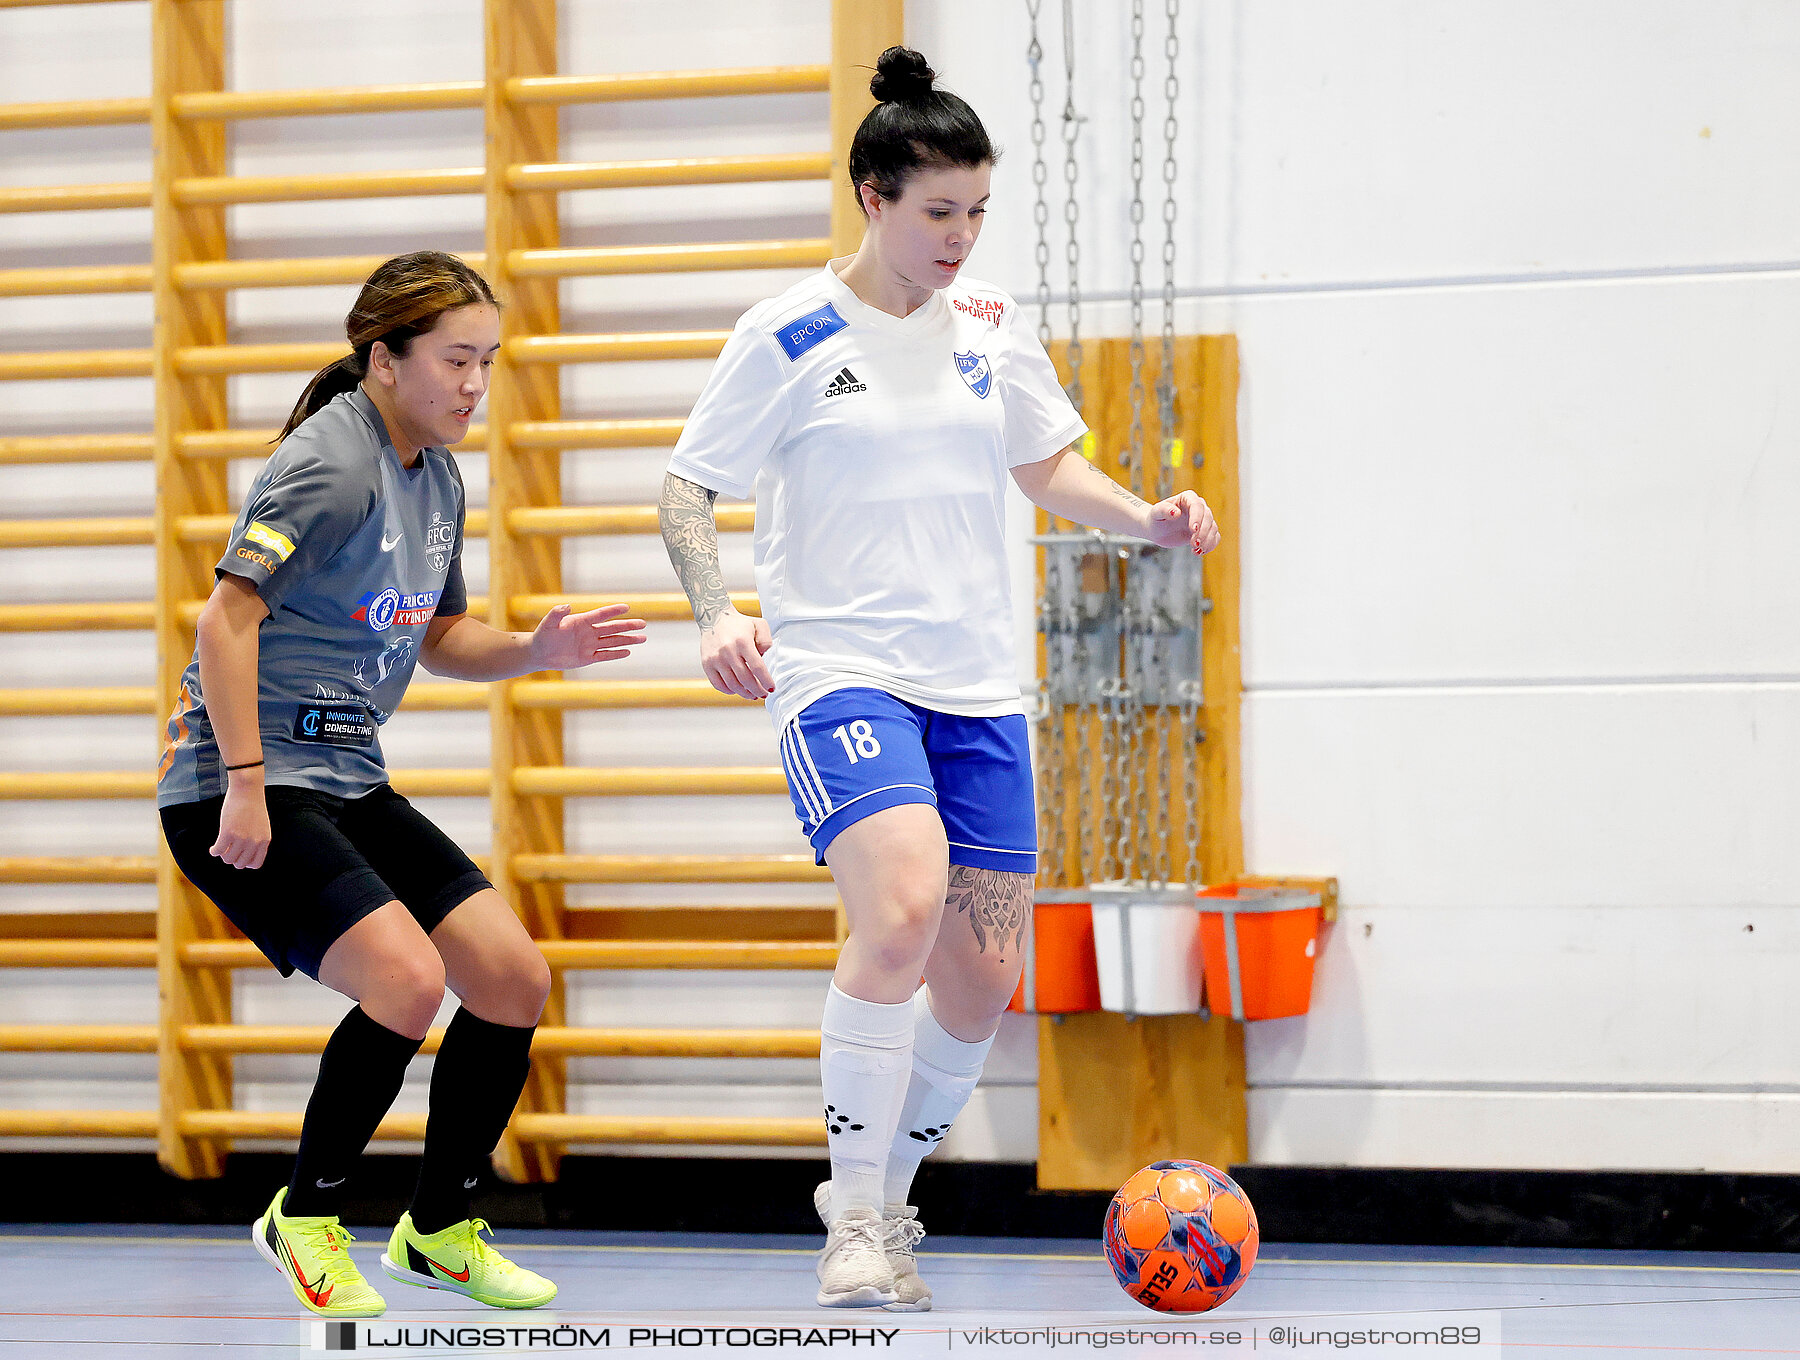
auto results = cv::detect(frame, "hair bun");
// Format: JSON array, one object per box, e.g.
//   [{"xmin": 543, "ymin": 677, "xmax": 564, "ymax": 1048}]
[{"xmin": 870, "ymin": 46, "xmax": 935, "ymax": 103}]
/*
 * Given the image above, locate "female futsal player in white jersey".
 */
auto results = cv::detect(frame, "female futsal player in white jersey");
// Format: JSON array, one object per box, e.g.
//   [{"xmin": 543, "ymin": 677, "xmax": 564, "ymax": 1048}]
[{"xmin": 659, "ymin": 48, "xmax": 1220, "ymax": 1310}]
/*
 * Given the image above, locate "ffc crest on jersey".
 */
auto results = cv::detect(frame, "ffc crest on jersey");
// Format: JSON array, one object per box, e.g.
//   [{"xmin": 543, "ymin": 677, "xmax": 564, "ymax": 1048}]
[{"xmin": 954, "ymin": 351, "xmax": 993, "ymax": 399}]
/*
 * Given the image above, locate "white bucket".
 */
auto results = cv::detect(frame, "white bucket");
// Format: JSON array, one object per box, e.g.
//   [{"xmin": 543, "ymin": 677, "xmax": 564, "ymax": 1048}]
[{"xmin": 1089, "ymin": 884, "xmax": 1203, "ymax": 1014}]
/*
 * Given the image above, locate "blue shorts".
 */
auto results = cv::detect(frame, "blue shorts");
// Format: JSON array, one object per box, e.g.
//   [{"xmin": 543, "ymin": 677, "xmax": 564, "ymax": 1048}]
[{"xmin": 779, "ymin": 687, "xmax": 1037, "ymax": 874}]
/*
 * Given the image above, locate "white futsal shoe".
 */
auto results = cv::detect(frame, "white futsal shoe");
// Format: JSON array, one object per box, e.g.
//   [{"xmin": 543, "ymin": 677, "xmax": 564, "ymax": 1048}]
[
  {"xmin": 814, "ymin": 1196, "xmax": 898, "ymax": 1308},
  {"xmin": 813, "ymin": 1182, "xmax": 931, "ymax": 1311}
]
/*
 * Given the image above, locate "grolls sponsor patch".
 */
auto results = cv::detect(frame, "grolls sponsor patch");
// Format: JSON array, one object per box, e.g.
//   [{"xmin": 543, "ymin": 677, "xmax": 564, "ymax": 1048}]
[
  {"xmin": 292, "ymin": 702, "xmax": 377, "ymax": 748},
  {"xmin": 352, "ymin": 588, "xmax": 439, "ymax": 632},
  {"xmin": 233, "ymin": 546, "xmax": 278, "ymax": 572}
]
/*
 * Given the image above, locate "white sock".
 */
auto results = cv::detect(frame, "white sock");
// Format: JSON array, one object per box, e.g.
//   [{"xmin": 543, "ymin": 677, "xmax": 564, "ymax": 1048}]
[
  {"xmin": 820, "ymin": 982, "xmax": 914, "ymax": 1220},
  {"xmin": 882, "ymin": 988, "xmax": 996, "ymax": 1209}
]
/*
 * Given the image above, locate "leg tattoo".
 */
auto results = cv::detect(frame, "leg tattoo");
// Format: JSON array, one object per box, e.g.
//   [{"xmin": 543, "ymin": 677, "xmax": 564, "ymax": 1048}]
[{"xmin": 946, "ymin": 866, "xmax": 1032, "ymax": 959}]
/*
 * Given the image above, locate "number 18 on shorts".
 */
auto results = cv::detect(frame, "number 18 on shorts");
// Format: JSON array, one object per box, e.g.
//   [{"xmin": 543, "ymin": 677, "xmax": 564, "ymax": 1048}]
[{"xmin": 779, "ymin": 687, "xmax": 1037, "ymax": 874}]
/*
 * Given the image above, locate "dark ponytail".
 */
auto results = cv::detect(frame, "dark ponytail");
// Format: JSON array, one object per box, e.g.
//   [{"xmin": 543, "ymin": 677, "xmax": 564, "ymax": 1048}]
[
  {"xmin": 276, "ymin": 250, "xmax": 498, "ymax": 443},
  {"xmin": 848, "ymin": 46, "xmax": 997, "ymax": 215}
]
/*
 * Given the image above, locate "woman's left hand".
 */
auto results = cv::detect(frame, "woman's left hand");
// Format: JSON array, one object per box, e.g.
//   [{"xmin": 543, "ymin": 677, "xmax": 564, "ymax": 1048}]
[
  {"xmin": 1144, "ymin": 490, "xmax": 1222, "ymax": 555},
  {"xmin": 528, "ymin": 602, "xmax": 649, "ymax": 670}
]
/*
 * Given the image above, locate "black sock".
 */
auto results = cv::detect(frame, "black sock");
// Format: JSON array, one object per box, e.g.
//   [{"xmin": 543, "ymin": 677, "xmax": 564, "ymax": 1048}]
[
  {"xmin": 283, "ymin": 1006, "xmax": 423, "ymax": 1218},
  {"xmin": 409, "ymin": 1007, "xmax": 535, "ymax": 1235}
]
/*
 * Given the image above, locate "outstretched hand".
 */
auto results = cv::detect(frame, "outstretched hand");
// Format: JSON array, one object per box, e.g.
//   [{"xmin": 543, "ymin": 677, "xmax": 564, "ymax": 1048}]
[
  {"xmin": 528, "ymin": 602, "xmax": 649, "ymax": 670},
  {"xmin": 1145, "ymin": 490, "xmax": 1222, "ymax": 555}
]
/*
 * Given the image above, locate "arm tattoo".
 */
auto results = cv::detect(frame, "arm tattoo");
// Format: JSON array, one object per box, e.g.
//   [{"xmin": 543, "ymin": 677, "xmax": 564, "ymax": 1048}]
[
  {"xmin": 1089, "ymin": 459, "xmax": 1150, "ymax": 512},
  {"xmin": 946, "ymin": 865, "xmax": 1033, "ymax": 959},
  {"xmin": 658, "ymin": 473, "xmax": 732, "ymax": 630}
]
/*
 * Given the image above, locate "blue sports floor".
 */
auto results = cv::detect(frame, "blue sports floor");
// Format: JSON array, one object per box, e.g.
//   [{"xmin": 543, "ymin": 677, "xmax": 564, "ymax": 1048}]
[{"xmin": 5, "ymin": 1227, "xmax": 1800, "ymax": 1357}]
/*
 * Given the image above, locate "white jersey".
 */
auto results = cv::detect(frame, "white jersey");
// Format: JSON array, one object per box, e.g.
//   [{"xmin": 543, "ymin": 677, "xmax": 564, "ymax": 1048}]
[{"xmin": 669, "ymin": 264, "xmax": 1086, "ymax": 731}]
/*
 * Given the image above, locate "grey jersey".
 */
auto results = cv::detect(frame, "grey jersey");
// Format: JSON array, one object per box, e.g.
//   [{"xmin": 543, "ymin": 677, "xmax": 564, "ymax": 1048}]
[{"xmin": 157, "ymin": 387, "xmax": 468, "ymax": 806}]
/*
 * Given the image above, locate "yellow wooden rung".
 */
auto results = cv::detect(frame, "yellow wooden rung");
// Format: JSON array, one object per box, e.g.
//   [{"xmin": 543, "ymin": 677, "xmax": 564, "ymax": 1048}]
[
  {"xmin": 0, "ymin": 97, "xmax": 151, "ymax": 131},
  {"xmin": 510, "ymin": 679, "xmax": 750, "ymax": 709},
  {"xmin": 0, "ymin": 348, "xmax": 153, "ymax": 381},
  {"xmin": 0, "ymin": 517, "xmax": 152, "ymax": 549},
  {"xmin": 0, "ymin": 182, "xmax": 151, "ymax": 215},
  {"xmin": 536, "ymin": 939, "xmax": 838, "ymax": 968},
  {"xmin": 509, "ymin": 418, "xmax": 681, "ymax": 449},
  {"xmin": 508, "ymin": 239, "xmax": 830, "ymax": 279},
  {"xmin": 0, "ymin": 856, "xmax": 157, "ymax": 884},
  {"xmin": 0, "ymin": 1111, "xmax": 159, "ymax": 1138},
  {"xmin": 0, "ymin": 771, "xmax": 154, "ymax": 800},
  {"xmin": 0, "ymin": 939, "xmax": 158, "ymax": 967},
  {"xmin": 507, "ymin": 153, "xmax": 829, "ymax": 194},
  {"xmin": 506, "ymin": 65, "xmax": 830, "ymax": 106},
  {"xmin": 507, "ymin": 331, "xmax": 729, "ymax": 365},
  {"xmin": 509, "ymin": 1113, "xmax": 827, "ymax": 1147},
  {"xmin": 0, "ymin": 602, "xmax": 154, "ymax": 633},
  {"xmin": 172, "ymin": 167, "xmax": 483, "ymax": 207},
  {"xmin": 0, "ymin": 264, "xmax": 152, "ymax": 297},
  {"xmin": 0, "ymin": 434, "xmax": 153, "ymax": 465},
  {"xmin": 512, "ymin": 766, "xmax": 787, "ymax": 796},
  {"xmin": 0, "ymin": 1024, "xmax": 157, "ymax": 1053},
  {"xmin": 515, "ymin": 854, "xmax": 830, "ymax": 886},
  {"xmin": 175, "ymin": 254, "xmax": 485, "ymax": 292},
  {"xmin": 505, "ymin": 591, "xmax": 758, "ymax": 624},
  {"xmin": 171, "ymin": 81, "xmax": 484, "ymax": 122},
  {"xmin": 0, "ymin": 687, "xmax": 155, "ymax": 716},
  {"xmin": 177, "ymin": 1023, "xmax": 820, "ymax": 1059}
]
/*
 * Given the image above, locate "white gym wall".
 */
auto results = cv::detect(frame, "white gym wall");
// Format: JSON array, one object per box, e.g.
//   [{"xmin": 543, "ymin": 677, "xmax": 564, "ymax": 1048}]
[{"xmin": 3, "ymin": 0, "xmax": 1797, "ymax": 1172}]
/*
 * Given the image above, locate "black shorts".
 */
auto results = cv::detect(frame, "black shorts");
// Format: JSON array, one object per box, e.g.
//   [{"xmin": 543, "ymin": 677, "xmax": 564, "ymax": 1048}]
[{"xmin": 160, "ymin": 783, "xmax": 492, "ymax": 980}]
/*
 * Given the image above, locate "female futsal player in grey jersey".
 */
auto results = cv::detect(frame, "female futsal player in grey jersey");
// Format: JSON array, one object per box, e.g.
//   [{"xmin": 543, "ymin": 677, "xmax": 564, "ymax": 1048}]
[
  {"xmin": 660, "ymin": 49, "xmax": 1221, "ymax": 1310},
  {"xmin": 158, "ymin": 252, "xmax": 647, "ymax": 1318}
]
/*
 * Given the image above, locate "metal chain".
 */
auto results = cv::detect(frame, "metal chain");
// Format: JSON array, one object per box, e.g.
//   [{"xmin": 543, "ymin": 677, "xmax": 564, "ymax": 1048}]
[
  {"xmin": 1044, "ymin": 692, "xmax": 1067, "ymax": 886},
  {"xmin": 1118, "ymin": 675, "xmax": 1135, "ymax": 886},
  {"xmin": 1129, "ymin": 567, "xmax": 1155, "ymax": 886},
  {"xmin": 1076, "ymin": 637, "xmax": 1097, "ymax": 885},
  {"xmin": 1097, "ymin": 678, "xmax": 1121, "ymax": 883},
  {"xmin": 1060, "ymin": 0, "xmax": 1085, "ymax": 414},
  {"xmin": 1035, "ymin": 544, "xmax": 1068, "ymax": 888},
  {"xmin": 1179, "ymin": 678, "xmax": 1203, "ymax": 887},
  {"xmin": 1152, "ymin": 632, "xmax": 1174, "ymax": 888},
  {"xmin": 1124, "ymin": 0, "xmax": 1148, "ymax": 501},
  {"xmin": 1164, "ymin": 1, "xmax": 1198, "ymax": 888},
  {"xmin": 1028, "ymin": 2, "xmax": 1073, "ymax": 893},
  {"xmin": 1026, "ymin": 0, "xmax": 1053, "ymax": 352},
  {"xmin": 1156, "ymin": 0, "xmax": 1181, "ymax": 503}
]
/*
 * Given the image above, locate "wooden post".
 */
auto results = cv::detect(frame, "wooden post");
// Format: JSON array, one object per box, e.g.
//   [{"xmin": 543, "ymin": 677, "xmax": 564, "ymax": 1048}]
[
  {"xmin": 151, "ymin": 0, "xmax": 234, "ymax": 1180},
  {"xmin": 828, "ymin": 0, "xmax": 902, "ymax": 258},
  {"xmin": 1034, "ymin": 336, "xmax": 1248, "ymax": 1191},
  {"xmin": 484, "ymin": 0, "xmax": 567, "ymax": 1183}
]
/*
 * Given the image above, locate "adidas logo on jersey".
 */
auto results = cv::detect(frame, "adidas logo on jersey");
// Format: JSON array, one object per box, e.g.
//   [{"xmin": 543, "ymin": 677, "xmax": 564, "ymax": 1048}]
[{"xmin": 822, "ymin": 367, "xmax": 867, "ymax": 398}]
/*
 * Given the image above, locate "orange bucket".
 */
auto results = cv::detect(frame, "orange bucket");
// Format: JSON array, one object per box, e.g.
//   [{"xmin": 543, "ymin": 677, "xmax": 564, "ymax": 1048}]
[
  {"xmin": 1007, "ymin": 895, "xmax": 1103, "ymax": 1014},
  {"xmin": 1195, "ymin": 884, "xmax": 1323, "ymax": 1020}
]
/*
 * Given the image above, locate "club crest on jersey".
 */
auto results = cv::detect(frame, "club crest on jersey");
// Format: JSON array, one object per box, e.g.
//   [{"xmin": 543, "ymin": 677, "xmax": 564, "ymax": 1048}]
[
  {"xmin": 424, "ymin": 511, "xmax": 455, "ymax": 571},
  {"xmin": 954, "ymin": 351, "xmax": 993, "ymax": 399},
  {"xmin": 352, "ymin": 588, "xmax": 439, "ymax": 632},
  {"xmin": 774, "ymin": 302, "xmax": 848, "ymax": 361}
]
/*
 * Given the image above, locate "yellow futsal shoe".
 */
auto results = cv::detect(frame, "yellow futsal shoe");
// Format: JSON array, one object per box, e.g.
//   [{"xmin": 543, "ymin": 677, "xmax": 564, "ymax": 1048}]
[
  {"xmin": 252, "ymin": 1187, "xmax": 386, "ymax": 1318},
  {"xmin": 380, "ymin": 1212, "xmax": 558, "ymax": 1309}
]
